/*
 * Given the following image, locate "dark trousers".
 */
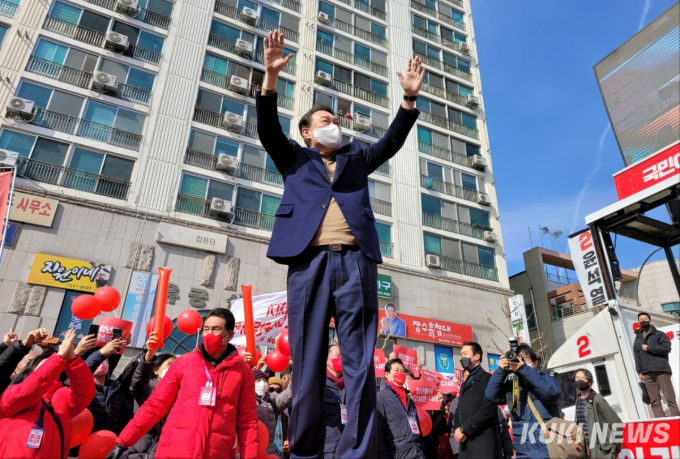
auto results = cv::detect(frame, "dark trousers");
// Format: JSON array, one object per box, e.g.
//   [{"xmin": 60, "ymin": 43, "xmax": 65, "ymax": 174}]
[
  {"xmin": 287, "ymin": 247, "xmax": 378, "ymax": 459},
  {"xmin": 643, "ymin": 371, "xmax": 680, "ymax": 417}
]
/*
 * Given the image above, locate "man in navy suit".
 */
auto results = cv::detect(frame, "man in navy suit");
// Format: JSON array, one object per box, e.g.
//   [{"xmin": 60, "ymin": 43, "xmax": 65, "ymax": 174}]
[{"xmin": 256, "ymin": 31, "xmax": 424, "ymax": 459}]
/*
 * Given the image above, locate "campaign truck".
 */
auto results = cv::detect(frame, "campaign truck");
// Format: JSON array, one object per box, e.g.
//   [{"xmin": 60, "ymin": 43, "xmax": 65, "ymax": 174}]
[{"xmin": 547, "ymin": 301, "xmax": 680, "ymax": 459}]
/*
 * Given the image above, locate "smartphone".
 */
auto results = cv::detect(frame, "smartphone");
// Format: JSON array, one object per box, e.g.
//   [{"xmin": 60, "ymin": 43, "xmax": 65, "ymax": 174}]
[
  {"xmin": 87, "ymin": 324, "xmax": 100, "ymax": 337},
  {"xmin": 111, "ymin": 328, "xmax": 123, "ymax": 341}
]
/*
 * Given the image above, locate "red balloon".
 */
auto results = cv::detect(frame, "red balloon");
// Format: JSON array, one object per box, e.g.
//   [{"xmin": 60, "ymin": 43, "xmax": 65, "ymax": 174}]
[
  {"xmin": 146, "ymin": 315, "xmax": 173, "ymax": 341},
  {"xmin": 72, "ymin": 295, "xmax": 101, "ymax": 320},
  {"xmin": 265, "ymin": 349, "xmax": 289, "ymax": 373},
  {"xmin": 278, "ymin": 329, "xmax": 290, "ymax": 356},
  {"xmin": 177, "ymin": 309, "xmax": 203, "ymax": 334},
  {"xmin": 238, "ymin": 347, "xmax": 261, "ymax": 365},
  {"xmin": 78, "ymin": 430, "xmax": 117, "ymax": 459},
  {"xmin": 70, "ymin": 408, "xmax": 93, "ymax": 448},
  {"xmin": 94, "ymin": 287, "xmax": 120, "ymax": 313},
  {"xmin": 258, "ymin": 420, "xmax": 269, "ymax": 456},
  {"xmin": 416, "ymin": 406, "xmax": 432, "ymax": 436}
]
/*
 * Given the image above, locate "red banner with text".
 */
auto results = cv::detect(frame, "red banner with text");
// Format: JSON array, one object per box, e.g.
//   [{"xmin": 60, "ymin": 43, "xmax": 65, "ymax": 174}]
[
  {"xmin": 378, "ymin": 310, "xmax": 472, "ymax": 346},
  {"xmin": 374, "ymin": 349, "xmax": 385, "ymax": 377},
  {"xmin": 393, "ymin": 344, "xmax": 420, "ymax": 378},
  {"xmin": 408, "ymin": 380, "xmax": 440, "ymax": 410}
]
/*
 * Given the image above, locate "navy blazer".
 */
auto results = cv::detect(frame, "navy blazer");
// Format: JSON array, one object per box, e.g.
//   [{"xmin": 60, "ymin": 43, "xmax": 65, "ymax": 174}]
[{"xmin": 256, "ymin": 92, "xmax": 419, "ymax": 265}]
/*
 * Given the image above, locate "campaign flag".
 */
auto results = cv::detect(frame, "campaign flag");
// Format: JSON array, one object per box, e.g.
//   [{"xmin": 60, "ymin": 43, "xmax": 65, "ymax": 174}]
[
  {"xmin": 420, "ymin": 369, "xmax": 442, "ymax": 382},
  {"xmin": 374, "ymin": 349, "xmax": 385, "ymax": 377},
  {"xmin": 393, "ymin": 344, "xmax": 419, "ymax": 378},
  {"xmin": 231, "ymin": 291, "xmax": 287, "ymax": 349},
  {"xmin": 408, "ymin": 380, "xmax": 440, "ymax": 410}
]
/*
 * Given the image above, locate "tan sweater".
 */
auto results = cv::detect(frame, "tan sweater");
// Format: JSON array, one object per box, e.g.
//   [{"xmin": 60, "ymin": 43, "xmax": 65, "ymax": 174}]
[{"xmin": 309, "ymin": 151, "xmax": 357, "ymax": 246}]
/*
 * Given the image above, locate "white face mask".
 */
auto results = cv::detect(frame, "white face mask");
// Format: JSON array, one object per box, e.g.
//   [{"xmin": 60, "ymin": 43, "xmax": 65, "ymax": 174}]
[
  {"xmin": 311, "ymin": 124, "xmax": 342, "ymax": 150},
  {"xmin": 159, "ymin": 368, "xmax": 168, "ymax": 380},
  {"xmin": 255, "ymin": 380, "xmax": 268, "ymax": 396}
]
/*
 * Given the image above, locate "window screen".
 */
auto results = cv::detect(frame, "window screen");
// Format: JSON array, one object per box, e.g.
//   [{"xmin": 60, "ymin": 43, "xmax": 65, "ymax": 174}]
[
  {"xmin": 207, "ymin": 181, "xmax": 234, "ymax": 201},
  {"xmin": 180, "ymin": 174, "xmax": 207, "ymax": 198},
  {"xmin": 375, "ymin": 222, "xmax": 391, "ymax": 242},
  {"xmin": 31, "ymin": 138, "xmax": 69, "ymax": 165},
  {"xmin": 236, "ymin": 188, "xmax": 261, "ymax": 211},
  {"xmin": 70, "ymin": 148, "xmax": 103, "ymax": 173},
  {"xmin": 424, "ymin": 233, "xmax": 442, "ymax": 254},
  {"xmin": 0, "ymin": 130, "xmax": 36, "ymax": 157},
  {"xmin": 101, "ymin": 155, "xmax": 134, "ymax": 180},
  {"xmin": 18, "ymin": 82, "xmax": 52, "ymax": 108},
  {"xmin": 48, "ymin": 91, "xmax": 85, "ymax": 117}
]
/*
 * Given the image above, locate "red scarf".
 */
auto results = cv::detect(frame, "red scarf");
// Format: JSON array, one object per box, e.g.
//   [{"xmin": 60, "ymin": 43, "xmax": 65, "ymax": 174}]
[
  {"xmin": 388, "ymin": 383, "xmax": 407, "ymax": 408},
  {"xmin": 326, "ymin": 369, "xmax": 344, "ymax": 390}
]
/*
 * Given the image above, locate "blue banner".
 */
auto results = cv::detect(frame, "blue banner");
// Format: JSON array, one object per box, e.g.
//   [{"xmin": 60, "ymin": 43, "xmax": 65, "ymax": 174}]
[
  {"xmin": 54, "ymin": 291, "xmax": 93, "ymax": 340},
  {"xmin": 121, "ymin": 271, "xmax": 159, "ymax": 348},
  {"xmin": 488, "ymin": 354, "xmax": 501, "ymax": 372},
  {"xmin": 434, "ymin": 345, "xmax": 454, "ymax": 375}
]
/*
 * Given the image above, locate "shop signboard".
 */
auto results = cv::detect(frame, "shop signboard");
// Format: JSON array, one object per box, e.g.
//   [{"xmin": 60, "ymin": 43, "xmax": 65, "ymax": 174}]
[{"xmin": 28, "ymin": 254, "xmax": 112, "ymax": 293}]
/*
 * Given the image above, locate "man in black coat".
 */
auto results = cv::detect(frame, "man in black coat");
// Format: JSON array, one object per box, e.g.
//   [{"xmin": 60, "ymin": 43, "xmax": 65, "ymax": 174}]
[
  {"xmin": 376, "ymin": 359, "xmax": 427, "ymax": 459},
  {"xmin": 634, "ymin": 312, "xmax": 680, "ymax": 417},
  {"xmin": 451, "ymin": 341, "xmax": 501, "ymax": 459}
]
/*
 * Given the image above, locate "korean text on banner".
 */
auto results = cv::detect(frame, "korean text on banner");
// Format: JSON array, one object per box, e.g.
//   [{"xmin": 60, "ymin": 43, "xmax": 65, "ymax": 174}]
[
  {"xmin": 0, "ymin": 172, "xmax": 11, "ymax": 231},
  {"xmin": 438, "ymin": 378, "xmax": 460, "ymax": 394},
  {"xmin": 568, "ymin": 230, "xmax": 611, "ymax": 309},
  {"xmin": 393, "ymin": 344, "xmax": 419, "ymax": 378},
  {"xmin": 509, "ymin": 294, "xmax": 530, "ymax": 344},
  {"xmin": 96, "ymin": 317, "xmax": 133, "ymax": 354},
  {"xmin": 28, "ymin": 254, "xmax": 112, "ymax": 293},
  {"xmin": 378, "ymin": 311, "xmax": 472, "ymax": 346},
  {"xmin": 454, "ymin": 368, "xmax": 463, "ymax": 383},
  {"xmin": 121, "ymin": 271, "xmax": 159, "ymax": 348},
  {"xmin": 374, "ymin": 349, "xmax": 385, "ymax": 377},
  {"xmin": 9, "ymin": 191, "xmax": 58, "ymax": 227},
  {"xmin": 408, "ymin": 380, "xmax": 440, "ymax": 410},
  {"xmin": 420, "ymin": 369, "xmax": 443, "ymax": 382},
  {"xmin": 231, "ymin": 291, "xmax": 287, "ymax": 349}
]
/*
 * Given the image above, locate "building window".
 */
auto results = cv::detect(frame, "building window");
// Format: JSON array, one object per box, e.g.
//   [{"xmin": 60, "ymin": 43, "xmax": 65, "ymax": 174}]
[
  {"xmin": 0, "ymin": 24, "xmax": 8, "ymax": 46},
  {"xmin": 138, "ymin": 0, "xmax": 173, "ymax": 16},
  {"xmin": 525, "ymin": 303, "xmax": 536, "ymax": 329},
  {"xmin": 460, "ymin": 172, "xmax": 477, "ymax": 191},
  {"xmin": 99, "ymin": 58, "xmax": 155, "ymax": 91},
  {"xmin": 179, "ymin": 173, "xmax": 234, "ymax": 202},
  {"xmin": 661, "ymin": 302, "xmax": 680, "ymax": 315},
  {"xmin": 187, "ymin": 129, "xmax": 239, "ymax": 157},
  {"xmin": 111, "ymin": 21, "xmax": 165, "ymax": 53},
  {"xmin": 0, "ymin": 130, "xmax": 36, "ymax": 157}
]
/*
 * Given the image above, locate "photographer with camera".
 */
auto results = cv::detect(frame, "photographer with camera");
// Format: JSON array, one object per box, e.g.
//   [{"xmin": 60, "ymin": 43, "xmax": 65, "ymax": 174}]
[{"xmin": 484, "ymin": 341, "xmax": 561, "ymax": 459}]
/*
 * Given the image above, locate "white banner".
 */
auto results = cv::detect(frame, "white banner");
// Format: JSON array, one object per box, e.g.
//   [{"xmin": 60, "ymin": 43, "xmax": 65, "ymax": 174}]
[
  {"xmin": 230, "ymin": 291, "xmax": 288, "ymax": 349},
  {"xmin": 509, "ymin": 294, "xmax": 530, "ymax": 344},
  {"xmin": 568, "ymin": 230, "xmax": 611, "ymax": 309}
]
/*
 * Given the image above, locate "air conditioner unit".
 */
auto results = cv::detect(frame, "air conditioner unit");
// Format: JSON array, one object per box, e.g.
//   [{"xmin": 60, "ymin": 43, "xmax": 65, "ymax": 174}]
[
  {"xmin": 209, "ymin": 197, "xmax": 232, "ymax": 215},
  {"xmin": 483, "ymin": 231, "xmax": 498, "ymax": 244},
  {"xmin": 228, "ymin": 75, "xmax": 249, "ymax": 95},
  {"xmin": 472, "ymin": 155, "xmax": 486, "ymax": 171},
  {"xmin": 235, "ymin": 39, "xmax": 254, "ymax": 57},
  {"xmin": 354, "ymin": 113, "xmax": 371, "ymax": 131},
  {"xmin": 0, "ymin": 149, "xmax": 19, "ymax": 167},
  {"xmin": 92, "ymin": 71, "xmax": 118, "ymax": 92},
  {"xmin": 240, "ymin": 7, "xmax": 257, "ymax": 25},
  {"xmin": 423, "ymin": 176, "xmax": 434, "ymax": 189},
  {"xmin": 6, "ymin": 97, "xmax": 35, "ymax": 117},
  {"xmin": 478, "ymin": 193, "xmax": 491, "ymax": 206},
  {"xmin": 317, "ymin": 12, "xmax": 330, "ymax": 24},
  {"xmin": 466, "ymin": 95, "xmax": 480, "ymax": 109},
  {"xmin": 216, "ymin": 154, "xmax": 239, "ymax": 172},
  {"xmin": 425, "ymin": 254, "xmax": 441, "ymax": 268},
  {"xmin": 116, "ymin": 0, "xmax": 138, "ymax": 12},
  {"xmin": 315, "ymin": 70, "xmax": 332, "ymax": 86},
  {"xmin": 459, "ymin": 43, "xmax": 471, "ymax": 55},
  {"xmin": 106, "ymin": 31, "xmax": 129, "ymax": 50},
  {"xmin": 223, "ymin": 111, "xmax": 244, "ymax": 130}
]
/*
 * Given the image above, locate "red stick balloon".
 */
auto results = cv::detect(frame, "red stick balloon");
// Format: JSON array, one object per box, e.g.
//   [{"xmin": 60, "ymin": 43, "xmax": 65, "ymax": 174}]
[
  {"xmin": 241, "ymin": 285, "xmax": 256, "ymax": 358},
  {"xmin": 150, "ymin": 267, "xmax": 172, "ymax": 349}
]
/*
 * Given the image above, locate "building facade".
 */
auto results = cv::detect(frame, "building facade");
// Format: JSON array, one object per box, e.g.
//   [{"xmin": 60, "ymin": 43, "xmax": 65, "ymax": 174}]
[{"xmin": 0, "ymin": 0, "xmax": 511, "ymax": 368}]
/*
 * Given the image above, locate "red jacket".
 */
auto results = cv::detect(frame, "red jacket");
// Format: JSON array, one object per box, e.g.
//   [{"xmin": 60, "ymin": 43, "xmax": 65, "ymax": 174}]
[
  {"xmin": 0, "ymin": 354, "xmax": 95, "ymax": 459},
  {"xmin": 117, "ymin": 348, "xmax": 259, "ymax": 459}
]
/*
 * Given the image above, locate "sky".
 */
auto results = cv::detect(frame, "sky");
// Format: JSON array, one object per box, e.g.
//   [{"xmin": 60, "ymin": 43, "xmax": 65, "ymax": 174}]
[{"xmin": 470, "ymin": 0, "xmax": 679, "ymax": 276}]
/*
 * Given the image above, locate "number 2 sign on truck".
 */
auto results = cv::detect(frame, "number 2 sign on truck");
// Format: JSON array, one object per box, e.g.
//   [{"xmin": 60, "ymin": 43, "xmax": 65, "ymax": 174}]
[{"xmin": 618, "ymin": 418, "xmax": 680, "ymax": 459}]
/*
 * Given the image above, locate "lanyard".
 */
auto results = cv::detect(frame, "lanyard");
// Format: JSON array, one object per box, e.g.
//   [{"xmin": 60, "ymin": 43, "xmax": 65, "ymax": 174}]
[
  {"xmin": 202, "ymin": 362, "xmax": 221, "ymax": 387},
  {"xmin": 36, "ymin": 402, "xmax": 47, "ymax": 429},
  {"xmin": 388, "ymin": 386, "xmax": 413, "ymax": 418},
  {"xmin": 329, "ymin": 387, "xmax": 344, "ymax": 405}
]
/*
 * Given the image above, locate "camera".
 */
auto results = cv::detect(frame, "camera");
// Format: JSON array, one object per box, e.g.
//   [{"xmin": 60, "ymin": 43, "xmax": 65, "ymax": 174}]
[{"xmin": 505, "ymin": 336, "xmax": 520, "ymax": 362}]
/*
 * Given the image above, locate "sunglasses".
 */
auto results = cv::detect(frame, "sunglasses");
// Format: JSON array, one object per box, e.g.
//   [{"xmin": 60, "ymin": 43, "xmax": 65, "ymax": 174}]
[{"xmin": 268, "ymin": 387, "xmax": 282, "ymax": 393}]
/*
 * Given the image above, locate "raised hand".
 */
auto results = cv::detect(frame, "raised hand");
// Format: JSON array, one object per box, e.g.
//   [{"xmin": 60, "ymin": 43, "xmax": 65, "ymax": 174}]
[
  {"xmin": 264, "ymin": 30, "xmax": 294, "ymax": 75},
  {"xmin": 397, "ymin": 56, "xmax": 425, "ymax": 96},
  {"xmin": 101, "ymin": 339, "xmax": 123, "ymax": 357},
  {"xmin": 75, "ymin": 334, "xmax": 98, "ymax": 356},
  {"xmin": 23, "ymin": 328, "xmax": 48, "ymax": 347},
  {"xmin": 59, "ymin": 329, "xmax": 76, "ymax": 360},
  {"xmin": 3, "ymin": 327, "xmax": 18, "ymax": 346}
]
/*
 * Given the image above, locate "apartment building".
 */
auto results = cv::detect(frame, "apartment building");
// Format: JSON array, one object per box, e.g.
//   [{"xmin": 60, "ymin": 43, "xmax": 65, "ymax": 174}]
[{"xmin": 0, "ymin": 0, "xmax": 512, "ymax": 365}]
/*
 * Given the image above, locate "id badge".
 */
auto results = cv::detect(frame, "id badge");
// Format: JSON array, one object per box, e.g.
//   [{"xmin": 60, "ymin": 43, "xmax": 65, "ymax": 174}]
[
  {"xmin": 27, "ymin": 428, "xmax": 44, "ymax": 449},
  {"xmin": 408, "ymin": 416, "xmax": 421, "ymax": 435},
  {"xmin": 199, "ymin": 386, "xmax": 216, "ymax": 406},
  {"xmin": 340, "ymin": 405, "xmax": 348, "ymax": 425}
]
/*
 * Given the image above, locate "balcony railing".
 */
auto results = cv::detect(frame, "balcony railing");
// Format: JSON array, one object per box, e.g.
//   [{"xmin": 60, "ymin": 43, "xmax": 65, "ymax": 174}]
[
  {"xmin": 545, "ymin": 271, "xmax": 580, "ymax": 285},
  {"xmin": 374, "ymin": 162, "xmax": 391, "ymax": 176},
  {"xmin": 338, "ymin": 116, "xmax": 387, "ymax": 138},
  {"xmin": 354, "ymin": 0, "xmax": 387, "ymax": 21},
  {"xmin": 413, "ymin": 51, "xmax": 442, "ymax": 70},
  {"xmin": 253, "ymin": 48, "xmax": 297, "ymax": 75},
  {"xmin": 411, "ymin": 0, "xmax": 437, "ymax": 19},
  {"xmin": 419, "ymin": 141, "xmax": 465, "ymax": 167},
  {"xmin": 316, "ymin": 41, "xmax": 388, "ymax": 77},
  {"xmin": 26, "ymin": 57, "xmax": 92, "ymax": 89},
  {"xmin": 419, "ymin": 111, "xmax": 479, "ymax": 139},
  {"xmin": 457, "ymin": 221, "xmax": 486, "ymax": 239},
  {"xmin": 238, "ymin": 162, "xmax": 284, "ymax": 188},
  {"xmin": 411, "ymin": 0, "xmax": 465, "ymax": 30},
  {"xmin": 121, "ymin": 43, "xmax": 163, "ymax": 65},
  {"xmin": 426, "ymin": 251, "xmax": 498, "ymax": 281},
  {"xmin": 199, "ymin": 69, "xmax": 293, "ymax": 110},
  {"xmin": 420, "ymin": 175, "xmax": 478, "ymax": 203},
  {"xmin": 206, "ymin": 33, "xmax": 297, "ymax": 75},
  {"xmin": 78, "ymin": 119, "xmax": 143, "ymax": 151},
  {"xmin": 439, "ymin": 12, "xmax": 465, "ymax": 30},
  {"xmin": 116, "ymin": 83, "xmax": 151, "ymax": 105},
  {"xmin": 44, "ymin": 16, "xmax": 105, "ymax": 47},
  {"xmin": 443, "ymin": 63, "xmax": 473, "ymax": 82},
  {"xmin": 176, "ymin": 194, "xmax": 231, "ymax": 223},
  {"xmin": 442, "ymin": 0, "xmax": 464, "ymax": 8},
  {"xmin": 412, "ymin": 25, "xmax": 463, "ymax": 53},
  {"xmin": 0, "ymin": 0, "xmax": 18, "ymax": 18},
  {"xmin": 331, "ymin": 79, "xmax": 389, "ymax": 108},
  {"xmin": 28, "ymin": 108, "xmax": 80, "ymax": 134},
  {"xmin": 17, "ymin": 157, "xmax": 130, "ymax": 199},
  {"xmin": 420, "ymin": 81, "xmax": 467, "ymax": 108},
  {"xmin": 268, "ymin": 0, "xmax": 301, "ymax": 13},
  {"xmin": 355, "ymin": 27, "xmax": 387, "ymax": 47},
  {"xmin": 422, "ymin": 212, "xmax": 485, "ymax": 240},
  {"xmin": 233, "ymin": 207, "xmax": 276, "ymax": 231},
  {"xmin": 213, "ymin": 2, "xmax": 299, "ymax": 42},
  {"xmin": 79, "ymin": 0, "xmax": 171, "ymax": 29},
  {"xmin": 379, "ymin": 240, "xmax": 393, "ymax": 258},
  {"xmin": 193, "ymin": 106, "xmax": 258, "ymax": 138},
  {"xmin": 184, "ymin": 147, "xmax": 218, "ymax": 170},
  {"xmin": 370, "ymin": 197, "xmax": 391, "ymax": 216}
]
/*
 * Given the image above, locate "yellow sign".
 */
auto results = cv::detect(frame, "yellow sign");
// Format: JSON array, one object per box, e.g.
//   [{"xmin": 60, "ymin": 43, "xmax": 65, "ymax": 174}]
[
  {"xmin": 9, "ymin": 192, "xmax": 59, "ymax": 227},
  {"xmin": 28, "ymin": 254, "xmax": 112, "ymax": 293}
]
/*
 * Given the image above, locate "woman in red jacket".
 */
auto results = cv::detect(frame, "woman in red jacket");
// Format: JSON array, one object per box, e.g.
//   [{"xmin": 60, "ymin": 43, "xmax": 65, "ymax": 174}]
[{"xmin": 0, "ymin": 329, "xmax": 96, "ymax": 459}]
